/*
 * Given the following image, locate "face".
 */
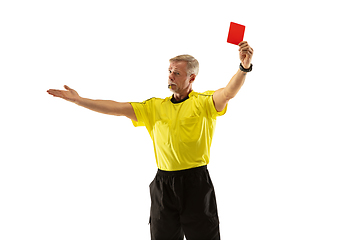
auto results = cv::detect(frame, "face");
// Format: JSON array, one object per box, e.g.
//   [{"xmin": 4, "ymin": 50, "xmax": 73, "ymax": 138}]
[{"xmin": 168, "ymin": 61, "xmax": 195, "ymax": 94}]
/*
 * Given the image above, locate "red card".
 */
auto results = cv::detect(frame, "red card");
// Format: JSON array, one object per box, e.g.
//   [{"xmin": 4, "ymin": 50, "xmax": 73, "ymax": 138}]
[{"xmin": 227, "ymin": 22, "xmax": 245, "ymax": 45}]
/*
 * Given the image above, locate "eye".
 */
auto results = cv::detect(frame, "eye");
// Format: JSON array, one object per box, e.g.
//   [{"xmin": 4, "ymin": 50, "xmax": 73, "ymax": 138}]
[{"xmin": 169, "ymin": 70, "xmax": 180, "ymax": 75}]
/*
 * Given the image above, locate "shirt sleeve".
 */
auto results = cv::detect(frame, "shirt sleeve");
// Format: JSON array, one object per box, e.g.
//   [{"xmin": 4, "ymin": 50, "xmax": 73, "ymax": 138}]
[
  {"xmin": 202, "ymin": 90, "xmax": 228, "ymax": 118},
  {"xmin": 130, "ymin": 98, "xmax": 154, "ymax": 127}
]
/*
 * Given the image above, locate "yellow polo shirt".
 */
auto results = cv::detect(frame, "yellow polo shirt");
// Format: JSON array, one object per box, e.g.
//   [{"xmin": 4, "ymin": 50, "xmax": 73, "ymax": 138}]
[{"xmin": 130, "ymin": 90, "xmax": 227, "ymax": 171}]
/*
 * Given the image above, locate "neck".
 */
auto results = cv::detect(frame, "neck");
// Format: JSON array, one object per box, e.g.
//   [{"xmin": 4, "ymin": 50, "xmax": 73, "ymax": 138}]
[{"xmin": 173, "ymin": 88, "xmax": 192, "ymax": 102}]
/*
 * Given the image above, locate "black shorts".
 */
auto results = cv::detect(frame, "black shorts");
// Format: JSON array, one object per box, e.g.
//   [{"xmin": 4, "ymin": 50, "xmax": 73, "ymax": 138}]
[{"xmin": 149, "ymin": 165, "xmax": 220, "ymax": 240}]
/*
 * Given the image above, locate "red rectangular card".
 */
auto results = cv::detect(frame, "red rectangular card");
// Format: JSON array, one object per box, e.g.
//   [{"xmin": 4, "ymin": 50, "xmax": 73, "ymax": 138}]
[{"xmin": 227, "ymin": 22, "xmax": 246, "ymax": 45}]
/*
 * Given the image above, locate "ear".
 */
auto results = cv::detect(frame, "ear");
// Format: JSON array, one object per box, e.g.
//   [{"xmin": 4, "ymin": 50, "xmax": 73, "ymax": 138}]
[{"xmin": 189, "ymin": 74, "xmax": 196, "ymax": 83}]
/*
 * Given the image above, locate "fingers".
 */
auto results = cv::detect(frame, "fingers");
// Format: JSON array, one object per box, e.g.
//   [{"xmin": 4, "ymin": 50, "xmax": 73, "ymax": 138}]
[
  {"xmin": 238, "ymin": 41, "xmax": 248, "ymax": 47},
  {"xmin": 47, "ymin": 85, "xmax": 72, "ymax": 97},
  {"xmin": 238, "ymin": 42, "xmax": 253, "ymax": 51},
  {"xmin": 47, "ymin": 89, "xmax": 64, "ymax": 98},
  {"xmin": 238, "ymin": 41, "xmax": 251, "ymax": 48},
  {"xmin": 240, "ymin": 47, "xmax": 254, "ymax": 55},
  {"xmin": 47, "ymin": 85, "xmax": 80, "ymax": 103},
  {"xmin": 238, "ymin": 41, "xmax": 254, "ymax": 55}
]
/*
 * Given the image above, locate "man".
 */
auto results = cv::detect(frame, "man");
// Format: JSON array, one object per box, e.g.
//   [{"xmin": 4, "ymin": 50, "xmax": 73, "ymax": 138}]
[{"xmin": 47, "ymin": 41, "xmax": 254, "ymax": 240}]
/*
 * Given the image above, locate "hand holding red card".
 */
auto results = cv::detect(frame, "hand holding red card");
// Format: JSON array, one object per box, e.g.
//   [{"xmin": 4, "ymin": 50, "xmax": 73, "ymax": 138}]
[
  {"xmin": 227, "ymin": 22, "xmax": 246, "ymax": 45},
  {"xmin": 238, "ymin": 41, "xmax": 254, "ymax": 69}
]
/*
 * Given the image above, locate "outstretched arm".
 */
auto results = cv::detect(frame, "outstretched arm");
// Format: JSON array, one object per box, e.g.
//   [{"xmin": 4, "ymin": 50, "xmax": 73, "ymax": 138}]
[
  {"xmin": 213, "ymin": 41, "xmax": 254, "ymax": 112},
  {"xmin": 47, "ymin": 85, "xmax": 137, "ymax": 121}
]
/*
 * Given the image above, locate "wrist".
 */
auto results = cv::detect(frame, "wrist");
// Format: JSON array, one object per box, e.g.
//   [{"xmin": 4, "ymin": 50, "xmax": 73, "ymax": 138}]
[
  {"xmin": 239, "ymin": 63, "xmax": 252, "ymax": 72},
  {"xmin": 75, "ymin": 97, "xmax": 84, "ymax": 105}
]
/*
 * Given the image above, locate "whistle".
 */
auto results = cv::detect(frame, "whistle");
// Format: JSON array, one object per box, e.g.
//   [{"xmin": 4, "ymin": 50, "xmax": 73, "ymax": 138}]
[{"xmin": 168, "ymin": 85, "xmax": 172, "ymax": 89}]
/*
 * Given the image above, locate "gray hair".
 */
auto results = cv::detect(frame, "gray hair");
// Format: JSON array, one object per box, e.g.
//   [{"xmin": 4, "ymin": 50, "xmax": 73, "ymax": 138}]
[{"xmin": 169, "ymin": 54, "xmax": 199, "ymax": 76}]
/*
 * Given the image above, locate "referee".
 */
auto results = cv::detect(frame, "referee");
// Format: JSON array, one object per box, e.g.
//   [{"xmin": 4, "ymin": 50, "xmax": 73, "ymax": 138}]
[{"xmin": 47, "ymin": 41, "xmax": 254, "ymax": 240}]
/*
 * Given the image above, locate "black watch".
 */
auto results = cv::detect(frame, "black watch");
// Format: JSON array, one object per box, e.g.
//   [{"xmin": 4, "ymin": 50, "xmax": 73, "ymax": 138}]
[{"xmin": 239, "ymin": 63, "xmax": 253, "ymax": 72}]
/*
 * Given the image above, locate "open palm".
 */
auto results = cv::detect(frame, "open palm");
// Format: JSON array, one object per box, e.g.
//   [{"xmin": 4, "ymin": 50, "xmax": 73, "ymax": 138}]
[{"xmin": 47, "ymin": 85, "xmax": 80, "ymax": 103}]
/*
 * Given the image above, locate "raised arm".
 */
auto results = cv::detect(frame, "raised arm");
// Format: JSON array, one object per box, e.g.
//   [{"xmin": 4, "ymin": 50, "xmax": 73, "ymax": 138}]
[
  {"xmin": 47, "ymin": 85, "xmax": 137, "ymax": 121},
  {"xmin": 213, "ymin": 41, "xmax": 254, "ymax": 112}
]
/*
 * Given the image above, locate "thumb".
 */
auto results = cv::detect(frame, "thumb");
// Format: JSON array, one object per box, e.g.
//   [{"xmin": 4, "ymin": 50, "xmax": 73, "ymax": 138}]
[{"xmin": 64, "ymin": 85, "xmax": 72, "ymax": 91}]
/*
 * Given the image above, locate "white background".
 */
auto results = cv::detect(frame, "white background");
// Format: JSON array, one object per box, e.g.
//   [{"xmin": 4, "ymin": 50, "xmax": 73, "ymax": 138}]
[{"xmin": 1, "ymin": 0, "xmax": 359, "ymax": 239}]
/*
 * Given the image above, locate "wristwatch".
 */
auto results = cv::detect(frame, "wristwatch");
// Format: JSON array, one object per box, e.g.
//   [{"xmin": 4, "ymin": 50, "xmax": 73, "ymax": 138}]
[{"xmin": 239, "ymin": 63, "xmax": 253, "ymax": 72}]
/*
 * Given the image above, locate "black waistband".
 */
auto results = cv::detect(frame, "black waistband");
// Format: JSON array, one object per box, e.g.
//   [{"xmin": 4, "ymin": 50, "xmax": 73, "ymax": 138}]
[{"xmin": 157, "ymin": 165, "xmax": 207, "ymax": 177}]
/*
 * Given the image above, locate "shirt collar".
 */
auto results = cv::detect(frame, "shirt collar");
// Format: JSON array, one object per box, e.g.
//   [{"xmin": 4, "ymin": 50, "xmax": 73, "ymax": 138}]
[{"xmin": 170, "ymin": 90, "xmax": 194, "ymax": 104}]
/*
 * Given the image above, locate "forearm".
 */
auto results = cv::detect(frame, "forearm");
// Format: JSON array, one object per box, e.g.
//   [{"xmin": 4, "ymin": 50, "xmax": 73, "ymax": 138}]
[
  {"xmin": 76, "ymin": 97, "xmax": 128, "ymax": 116},
  {"xmin": 223, "ymin": 69, "xmax": 247, "ymax": 100}
]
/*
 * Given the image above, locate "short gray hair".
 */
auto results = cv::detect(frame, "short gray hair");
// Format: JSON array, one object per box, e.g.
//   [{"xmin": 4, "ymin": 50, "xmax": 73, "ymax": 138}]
[{"xmin": 169, "ymin": 54, "xmax": 199, "ymax": 76}]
